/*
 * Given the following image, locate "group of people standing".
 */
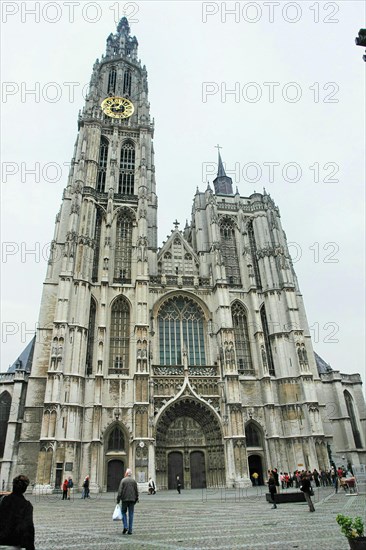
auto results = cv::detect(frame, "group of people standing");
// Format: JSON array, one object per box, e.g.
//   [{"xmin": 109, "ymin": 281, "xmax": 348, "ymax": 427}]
[
  {"xmin": 61, "ymin": 476, "xmax": 74, "ymax": 500},
  {"xmin": 267, "ymin": 467, "xmax": 315, "ymax": 512}
]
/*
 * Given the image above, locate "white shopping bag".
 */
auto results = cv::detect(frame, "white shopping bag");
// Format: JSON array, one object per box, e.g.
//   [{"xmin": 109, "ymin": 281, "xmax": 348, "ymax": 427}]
[{"xmin": 112, "ymin": 503, "xmax": 122, "ymax": 521}]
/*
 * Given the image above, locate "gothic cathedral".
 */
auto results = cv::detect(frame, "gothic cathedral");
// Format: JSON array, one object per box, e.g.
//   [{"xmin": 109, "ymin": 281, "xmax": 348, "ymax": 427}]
[{"xmin": 1, "ymin": 19, "xmax": 365, "ymax": 492}]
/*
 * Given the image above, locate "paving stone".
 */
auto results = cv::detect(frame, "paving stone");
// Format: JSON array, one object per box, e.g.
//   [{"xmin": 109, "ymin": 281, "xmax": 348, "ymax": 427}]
[{"xmin": 25, "ymin": 487, "xmax": 366, "ymax": 549}]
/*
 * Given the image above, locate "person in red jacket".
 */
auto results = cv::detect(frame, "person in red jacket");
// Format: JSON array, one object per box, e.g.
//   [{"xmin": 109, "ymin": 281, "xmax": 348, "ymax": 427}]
[
  {"xmin": 0, "ymin": 474, "xmax": 35, "ymax": 550},
  {"xmin": 62, "ymin": 479, "xmax": 68, "ymax": 500}
]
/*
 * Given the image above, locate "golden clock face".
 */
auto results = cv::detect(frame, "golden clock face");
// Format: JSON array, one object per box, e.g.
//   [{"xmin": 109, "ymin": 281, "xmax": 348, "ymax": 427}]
[{"xmin": 101, "ymin": 96, "xmax": 134, "ymax": 119}]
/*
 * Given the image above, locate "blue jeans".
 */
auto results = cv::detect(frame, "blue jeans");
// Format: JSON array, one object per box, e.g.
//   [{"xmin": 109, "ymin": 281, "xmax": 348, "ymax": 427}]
[{"xmin": 122, "ymin": 501, "xmax": 135, "ymax": 533}]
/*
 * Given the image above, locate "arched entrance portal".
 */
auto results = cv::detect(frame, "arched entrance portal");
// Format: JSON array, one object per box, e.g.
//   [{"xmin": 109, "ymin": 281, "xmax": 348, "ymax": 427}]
[
  {"xmin": 104, "ymin": 424, "xmax": 127, "ymax": 491},
  {"xmin": 107, "ymin": 459, "xmax": 124, "ymax": 491},
  {"xmin": 245, "ymin": 422, "xmax": 265, "ymax": 485},
  {"xmin": 155, "ymin": 398, "xmax": 224, "ymax": 489},
  {"xmin": 248, "ymin": 454, "xmax": 264, "ymax": 485}
]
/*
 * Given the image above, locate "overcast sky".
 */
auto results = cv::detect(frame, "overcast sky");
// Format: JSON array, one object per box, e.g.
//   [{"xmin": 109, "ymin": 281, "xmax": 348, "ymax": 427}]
[{"xmin": 1, "ymin": 1, "xmax": 365, "ymax": 386}]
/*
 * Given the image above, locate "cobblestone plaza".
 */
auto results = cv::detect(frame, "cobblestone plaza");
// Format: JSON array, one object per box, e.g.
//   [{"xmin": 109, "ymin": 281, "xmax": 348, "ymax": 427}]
[{"xmin": 22, "ymin": 487, "xmax": 366, "ymax": 549}]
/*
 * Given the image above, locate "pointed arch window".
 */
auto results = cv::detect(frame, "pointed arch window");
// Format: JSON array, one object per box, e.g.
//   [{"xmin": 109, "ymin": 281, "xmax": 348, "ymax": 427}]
[
  {"xmin": 108, "ymin": 426, "xmax": 125, "ymax": 451},
  {"xmin": 248, "ymin": 221, "xmax": 262, "ymax": 289},
  {"xmin": 109, "ymin": 297, "xmax": 130, "ymax": 374},
  {"xmin": 344, "ymin": 391, "xmax": 362, "ymax": 448},
  {"xmin": 118, "ymin": 141, "xmax": 135, "ymax": 195},
  {"xmin": 92, "ymin": 210, "xmax": 102, "ymax": 282},
  {"xmin": 260, "ymin": 305, "xmax": 275, "ymax": 375},
  {"xmin": 219, "ymin": 218, "xmax": 240, "ymax": 286},
  {"xmin": 245, "ymin": 423, "xmax": 262, "ymax": 447},
  {"xmin": 97, "ymin": 136, "xmax": 108, "ymax": 192},
  {"xmin": 0, "ymin": 391, "xmax": 11, "ymax": 457},
  {"xmin": 231, "ymin": 301, "xmax": 253, "ymax": 374},
  {"xmin": 86, "ymin": 298, "xmax": 96, "ymax": 375},
  {"xmin": 108, "ymin": 67, "xmax": 117, "ymax": 94},
  {"xmin": 123, "ymin": 69, "xmax": 131, "ymax": 96},
  {"xmin": 114, "ymin": 210, "xmax": 133, "ymax": 283},
  {"xmin": 158, "ymin": 296, "xmax": 206, "ymax": 366}
]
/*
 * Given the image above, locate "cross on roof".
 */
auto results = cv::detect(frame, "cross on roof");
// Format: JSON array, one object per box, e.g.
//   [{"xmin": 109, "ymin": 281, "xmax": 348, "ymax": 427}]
[
  {"xmin": 173, "ymin": 219, "xmax": 180, "ymax": 229},
  {"xmin": 214, "ymin": 144, "xmax": 222, "ymax": 152}
]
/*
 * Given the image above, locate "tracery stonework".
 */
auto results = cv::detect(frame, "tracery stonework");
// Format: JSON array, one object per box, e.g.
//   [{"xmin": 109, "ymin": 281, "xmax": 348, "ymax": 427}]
[{"xmin": 166, "ymin": 418, "xmax": 205, "ymax": 447}]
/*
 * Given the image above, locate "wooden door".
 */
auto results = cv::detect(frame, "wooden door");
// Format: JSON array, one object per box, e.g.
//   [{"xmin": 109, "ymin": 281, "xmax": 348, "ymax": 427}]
[
  {"xmin": 107, "ymin": 459, "xmax": 124, "ymax": 491},
  {"xmin": 168, "ymin": 451, "xmax": 183, "ymax": 489},
  {"xmin": 190, "ymin": 451, "xmax": 206, "ymax": 488}
]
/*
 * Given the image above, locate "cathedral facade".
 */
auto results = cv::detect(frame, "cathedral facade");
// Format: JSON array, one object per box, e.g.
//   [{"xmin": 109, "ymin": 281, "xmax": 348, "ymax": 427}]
[{"xmin": 1, "ymin": 19, "xmax": 365, "ymax": 492}]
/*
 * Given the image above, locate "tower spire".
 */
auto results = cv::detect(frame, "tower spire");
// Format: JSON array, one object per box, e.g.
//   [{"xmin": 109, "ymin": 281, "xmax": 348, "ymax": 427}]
[
  {"xmin": 213, "ymin": 145, "xmax": 233, "ymax": 195},
  {"xmin": 105, "ymin": 17, "xmax": 138, "ymax": 60}
]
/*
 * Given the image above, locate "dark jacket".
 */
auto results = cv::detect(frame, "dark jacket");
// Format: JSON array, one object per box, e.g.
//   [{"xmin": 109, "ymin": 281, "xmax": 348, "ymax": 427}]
[
  {"xmin": 117, "ymin": 476, "xmax": 139, "ymax": 503},
  {"xmin": 0, "ymin": 492, "xmax": 35, "ymax": 550},
  {"xmin": 268, "ymin": 476, "xmax": 276, "ymax": 493},
  {"xmin": 300, "ymin": 477, "xmax": 312, "ymax": 494}
]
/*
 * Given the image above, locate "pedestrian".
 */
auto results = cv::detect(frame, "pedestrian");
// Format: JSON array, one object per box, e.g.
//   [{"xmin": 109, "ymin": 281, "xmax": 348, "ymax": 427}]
[
  {"xmin": 331, "ymin": 466, "xmax": 338, "ymax": 493},
  {"xmin": 62, "ymin": 478, "xmax": 68, "ymax": 500},
  {"xmin": 280, "ymin": 472, "xmax": 285, "ymax": 489},
  {"xmin": 176, "ymin": 475, "xmax": 181, "ymax": 494},
  {"xmin": 267, "ymin": 472, "xmax": 277, "ymax": 509},
  {"xmin": 67, "ymin": 476, "xmax": 73, "ymax": 499},
  {"xmin": 300, "ymin": 473, "xmax": 315, "ymax": 512},
  {"xmin": 117, "ymin": 468, "xmax": 139, "ymax": 535},
  {"xmin": 0, "ymin": 474, "xmax": 35, "ymax": 550},
  {"xmin": 82, "ymin": 475, "xmax": 90, "ymax": 499},
  {"xmin": 252, "ymin": 472, "xmax": 259, "ymax": 486},
  {"xmin": 148, "ymin": 477, "xmax": 156, "ymax": 495},
  {"xmin": 272, "ymin": 468, "xmax": 280, "ymax": 493}
]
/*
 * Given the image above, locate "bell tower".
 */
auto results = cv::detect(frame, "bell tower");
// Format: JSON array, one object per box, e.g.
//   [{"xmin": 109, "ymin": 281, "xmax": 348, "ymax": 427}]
[{"xmin": 13, "ymin": 18, "xmax": 157, "ymax": 491}]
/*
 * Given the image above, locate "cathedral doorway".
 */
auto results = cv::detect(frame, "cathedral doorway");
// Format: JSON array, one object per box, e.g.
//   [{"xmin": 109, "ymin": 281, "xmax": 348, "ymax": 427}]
[
  {"xmin": 248, "ymin": 454, "xmax": 264, "ymax": 485},
  {"xmin": 107, "ymin": 459, "xmax": 124, "ymax": 491},
  {"xmin": 190, "ymin": 451, "xmax": 206, "ymax": 488},
  {"xmin": 168, "ymin": 452, "xmax": 183, "ymax": 489},
  {"xmin": 155, "ymin": 398, "xmax": 225, "ymax": 489}
]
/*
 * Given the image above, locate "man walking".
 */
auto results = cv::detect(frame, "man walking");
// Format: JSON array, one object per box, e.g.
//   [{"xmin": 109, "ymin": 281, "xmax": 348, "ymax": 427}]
[
  {"xmin": 300, "ymin": 473, "xmax": 315, "ymax": 512},
  {"xmin": 117, "ymin": 468, "xmax": 139, "ymax": 535}
]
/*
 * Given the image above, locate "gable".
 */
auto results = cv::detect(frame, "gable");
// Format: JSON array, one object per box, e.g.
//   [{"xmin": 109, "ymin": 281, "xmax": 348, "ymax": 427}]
[{"xmin": 157, "ymin": 232, "xmax": 199, "ymax": 276}]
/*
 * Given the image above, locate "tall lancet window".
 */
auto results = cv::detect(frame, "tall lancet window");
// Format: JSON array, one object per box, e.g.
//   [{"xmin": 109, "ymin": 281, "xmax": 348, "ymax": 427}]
[
  {"xmin": 92, "ymin": 210, "xmax": 102, "ymax": 282},
  {"xmin": 97, "ymin": 136, "xmax": 108, "ymax": 192},
  {"xmin": 344, "ymin": 391, "xmax": 362, "ymax": 448},
  {"xmin": 231, "ymin": 301, "xmax": 253, "ymax": 374},
  {"xmin": 123, "ymin": 69, "xmax": 132, "ymax": 96},
  {"xmin": 0, "ymin": 391, "xmax": 11, "ymax": 457},
  {"xmin": 118, "ymin": 141, "xmax": 135, "ymax": 195},
  {"xmin": 109, "ymin": 297, "xmax": 130, "ymax": 373},
  {"xmin": 108, "ymin": 67, "xmax": 117, "ymax": 94},
  {"xmin": 114, "ymin": 209, "xmax": 133, "ymax": 283},
  {"xmin": 219, "ymin": 217, "xmax": 240, "ymax": 286},
  {"xmin": 248, "ymin": 221, "xmax": 262, "ymax": 289},
  {"xmin": 158, "ymin": 296, "xmax": 206, "ymax": 366},
  {"xmin": 260, "ymin": 305, "xmax": 275, "ymax": 375},
  {"xmin": 86, "ymin": 299, "xmax": 96, "ymax": 375}
]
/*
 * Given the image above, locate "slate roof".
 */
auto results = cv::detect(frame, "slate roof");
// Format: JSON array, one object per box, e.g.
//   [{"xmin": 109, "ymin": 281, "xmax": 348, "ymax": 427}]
[
  {"xmin": 7, "ymin": 336, "xmax": 35, "ymax": 373},
  {"xmin": 314, "ymin": 351, "xmax": 333, "ymax": 374}
]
